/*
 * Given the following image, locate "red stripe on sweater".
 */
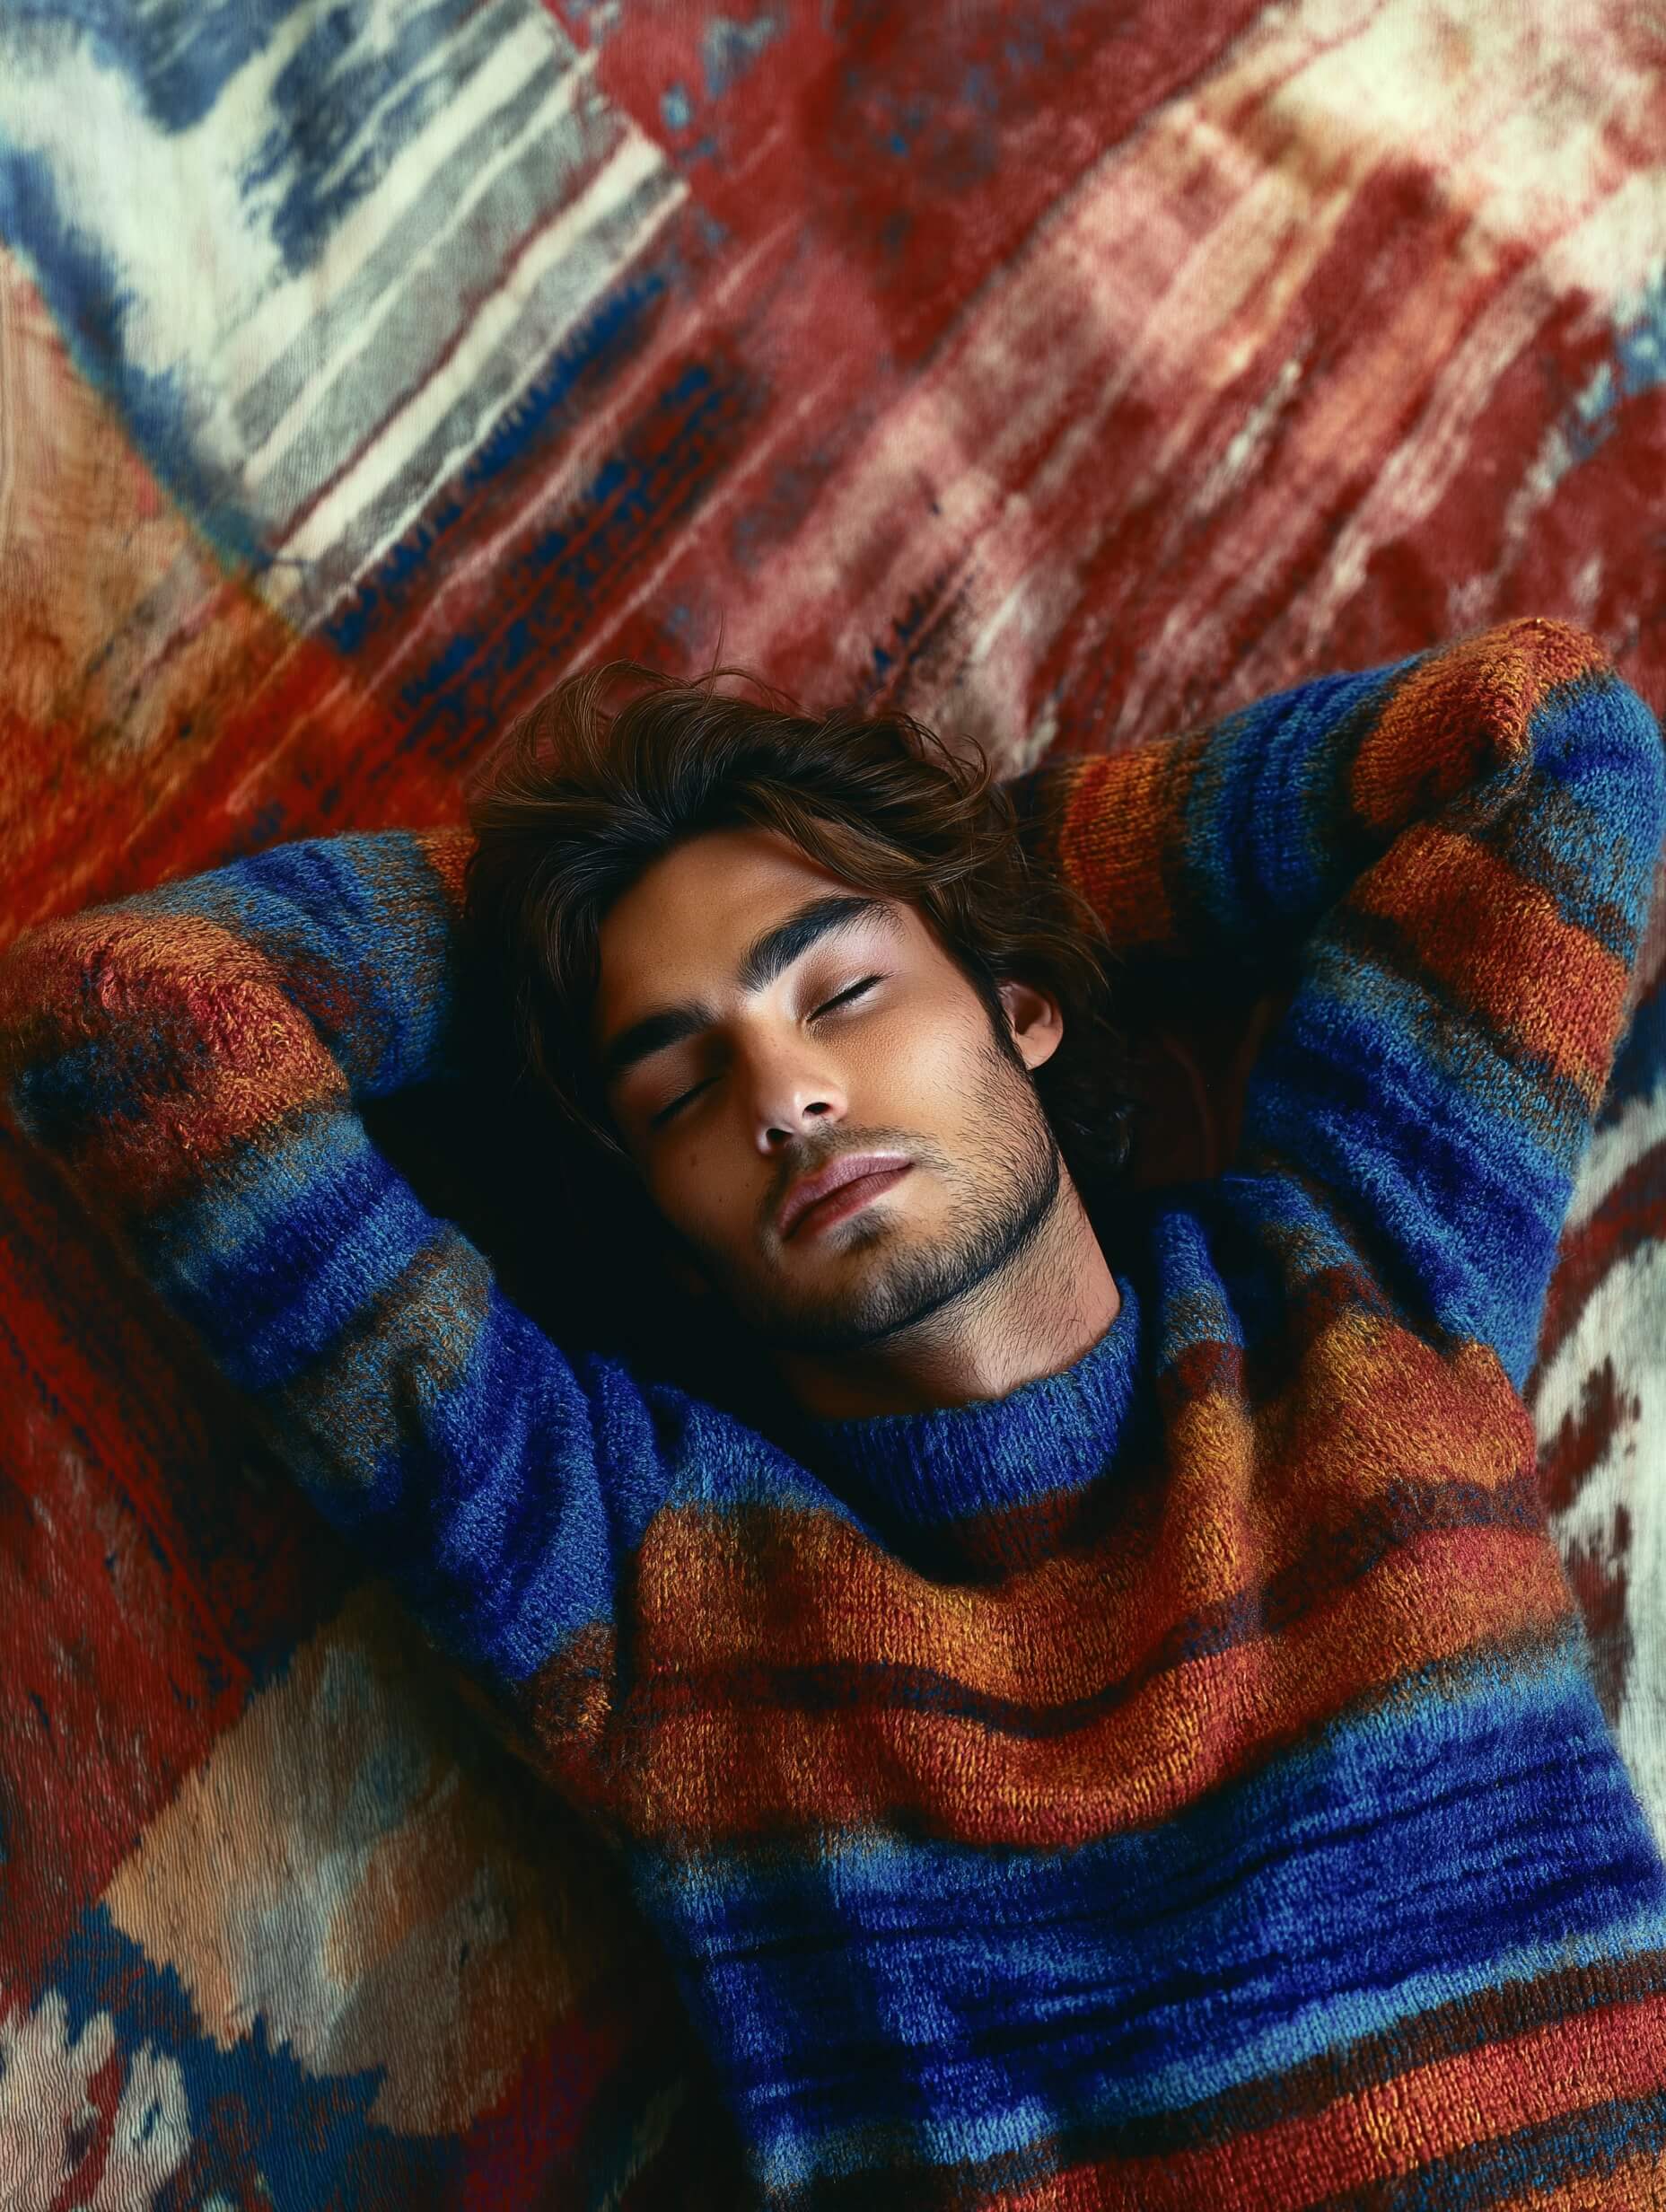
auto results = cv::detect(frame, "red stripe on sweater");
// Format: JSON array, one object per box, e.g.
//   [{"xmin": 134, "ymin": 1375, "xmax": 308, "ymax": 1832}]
[
  {"xmin": 1356, "ymin": 822, "xmax": 1628, "ymax": 1102},
  {"xmin": 988, "ymin": 1985, "xmax": 1666, "ymax": 2209},
  {"xmin": 539, "ymin": 1514, "xmax": 1572, "ymax": 1846}
]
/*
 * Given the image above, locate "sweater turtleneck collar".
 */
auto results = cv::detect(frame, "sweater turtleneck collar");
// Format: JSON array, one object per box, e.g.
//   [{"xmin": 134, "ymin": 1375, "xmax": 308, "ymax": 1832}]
[{"xmin": 781, "ymin": 1273, "xmax": 1144, "ymax": 1536}]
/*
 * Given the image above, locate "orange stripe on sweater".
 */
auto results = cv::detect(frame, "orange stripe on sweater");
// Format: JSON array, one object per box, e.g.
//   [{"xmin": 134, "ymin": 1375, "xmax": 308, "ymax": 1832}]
[
  {"xmin": 8, "ymin": 908, "xmax": 344, "ymax": 1214},
  {"xmin": 1053, "ymin": 739, "xmax": 1194, "ymax": 951},
  {"xmin": 414, "ymin": 826, "xmax": 473, "ymax": 911},
  {"xmin": 993, "ymin": 1985, "xmax": 1666, "ymax": 2210},
  {"xmin": 1357, "ymin": 824, "xmax": 1629, "ymax": 1100},
  {"xmin": 598, "ymin": 1519, "xmax": 1572, "ymax": 1846},
  {"xmin": 634, "ymin": 1312, "xmax": 1534, "ymax": 1702},
  {"xmin": 1488, "ymin": 2141, "xmax": 1666, "ymax": 2212},
  {"xmin": 1349, "ymin": 619, "xmax": 1606, "ymax": 839}
]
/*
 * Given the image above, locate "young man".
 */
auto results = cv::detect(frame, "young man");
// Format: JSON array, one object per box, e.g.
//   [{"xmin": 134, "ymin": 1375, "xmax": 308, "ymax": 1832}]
[{"xmin": 5, "ymin": 617, "xmax": 1666, "ymax": 2207}]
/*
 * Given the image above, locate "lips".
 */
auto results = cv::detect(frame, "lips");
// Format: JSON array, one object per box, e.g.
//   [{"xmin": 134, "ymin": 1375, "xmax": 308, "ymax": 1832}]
[{"xmin": 778, "ymin": 1153, "xmax": 910, "ymax": 1239}]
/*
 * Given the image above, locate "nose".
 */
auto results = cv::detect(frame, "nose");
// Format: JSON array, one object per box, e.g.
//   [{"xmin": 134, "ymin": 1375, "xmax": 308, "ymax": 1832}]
[{"xmin": 745, "ymin": 1036, "xmax": 849, "ymax": 1153}]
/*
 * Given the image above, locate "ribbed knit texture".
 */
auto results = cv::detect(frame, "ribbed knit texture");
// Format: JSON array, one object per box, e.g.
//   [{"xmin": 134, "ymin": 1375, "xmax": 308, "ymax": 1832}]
[{"xmin": 4, "ymin": 617, "xmax": 1666, "ymax": 2208}]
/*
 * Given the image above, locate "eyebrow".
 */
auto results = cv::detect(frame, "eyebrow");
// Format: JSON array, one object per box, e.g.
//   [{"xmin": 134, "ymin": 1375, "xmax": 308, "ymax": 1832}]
[{"xmin": 599, "ymin": 893, "xmax": 899, "ymax": 1087}]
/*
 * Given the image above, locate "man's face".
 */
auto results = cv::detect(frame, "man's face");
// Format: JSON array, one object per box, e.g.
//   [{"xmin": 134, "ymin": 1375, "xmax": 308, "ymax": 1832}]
[{"xmin": 592, "ymin": 824, "xmax": 1066, "ymax": 1356}]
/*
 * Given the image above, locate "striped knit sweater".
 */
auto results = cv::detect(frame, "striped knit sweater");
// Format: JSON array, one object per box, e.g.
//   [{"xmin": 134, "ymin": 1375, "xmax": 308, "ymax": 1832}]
[{"xmin": 4, "ymin": 617, "xmax": 1666, "ymax": 2208}]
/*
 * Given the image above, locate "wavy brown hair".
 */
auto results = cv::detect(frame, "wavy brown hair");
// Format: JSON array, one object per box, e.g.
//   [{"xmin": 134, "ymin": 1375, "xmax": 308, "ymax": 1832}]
[{"xmin": 462, "ymin": 663, "xmax": 1137, "ymax": 1200}]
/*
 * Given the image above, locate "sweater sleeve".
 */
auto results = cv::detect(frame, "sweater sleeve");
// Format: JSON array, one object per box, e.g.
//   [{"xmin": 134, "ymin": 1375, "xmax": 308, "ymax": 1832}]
[
  {"xmin": 0, "ymin": 830, "xmax": 622, "ymax": 1689},
  {"xmin": 1011, "ymin": 619, "xmax": 1666, "ymax": 1387}
]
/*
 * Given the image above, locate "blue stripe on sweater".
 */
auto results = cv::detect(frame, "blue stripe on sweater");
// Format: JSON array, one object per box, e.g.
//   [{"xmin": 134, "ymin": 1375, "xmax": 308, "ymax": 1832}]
[
  {"xmin": 341, "ymin": 1294, "xmax": 623, "ymax": 1679},
  {"xmin": 1514, "ymin": 675, "xmax": 1666, "ymax": 938},
  {"xmin": 15, "ymin": 1018, "xmax": 197, "ymax": 1155},
  {"xmin": 639, "ymin": 1629, "xmax": 1666, "ymax": 2187},
  {"xmin": 147, "ymin": 832, "xmax": 459, "ymax": 1093},
  {"xmin": 153, "ymin": 1182, "xmax": 629, "ymax": 1673},
  {"xmin": 138, "ymin": 1109, "xmax": 435, "ymax": 1391},
  {"xmin": 1180, "ymin": 665, "xmax": 1406, "ymax": 948},
  {"xmin": 144, "ymin": 1133, "xmax": 627, "ymax": 1670},
  {"xmin": 1244, "ymin": 958, "xmax": 1577, "ymax": 1383}
]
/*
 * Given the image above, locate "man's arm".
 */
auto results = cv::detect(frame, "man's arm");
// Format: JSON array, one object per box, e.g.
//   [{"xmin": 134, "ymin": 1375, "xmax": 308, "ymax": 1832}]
[
  {"xmin": 1011, "ymin": 619, "xmax": 1666, "ymax": 1386},
  {"xmin": 0, "ymin": 830, "xmax": 623, "ymax": 1685}
]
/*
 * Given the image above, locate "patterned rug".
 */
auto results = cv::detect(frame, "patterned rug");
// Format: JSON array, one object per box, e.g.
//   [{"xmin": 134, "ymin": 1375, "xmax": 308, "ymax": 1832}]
[{"xmin": 3, "ymin": 3, "xmax": 1664, "ymax": 2202}]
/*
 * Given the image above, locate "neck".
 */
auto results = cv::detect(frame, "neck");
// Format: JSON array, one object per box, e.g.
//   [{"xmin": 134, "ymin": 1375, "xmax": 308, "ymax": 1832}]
[{"xmin": 775, "ymin": 1177, "xmax": 1121, "ymax": 1422}]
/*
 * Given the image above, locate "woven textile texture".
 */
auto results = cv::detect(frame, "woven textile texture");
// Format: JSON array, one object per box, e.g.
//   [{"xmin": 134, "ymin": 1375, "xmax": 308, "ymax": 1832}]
[
  {"xmin": 3, "ymin": 4, "xmax": 1666, "ymax": 2206},
  {"xmin": 6, "ymin": 616, "xmax": 1666, "ymax": 2208}
]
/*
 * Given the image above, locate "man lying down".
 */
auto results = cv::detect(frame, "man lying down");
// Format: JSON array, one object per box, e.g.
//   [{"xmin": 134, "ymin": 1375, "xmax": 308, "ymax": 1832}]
[{"xmin": 5, "ymin": 615, "xmax": 1666, "ymax": 2208}]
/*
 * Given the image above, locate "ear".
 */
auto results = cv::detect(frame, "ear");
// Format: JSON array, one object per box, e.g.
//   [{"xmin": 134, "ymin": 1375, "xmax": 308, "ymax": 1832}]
[{"xmin": 997, "ymin": 978, "xmax": 1065, "ymax": 1072}]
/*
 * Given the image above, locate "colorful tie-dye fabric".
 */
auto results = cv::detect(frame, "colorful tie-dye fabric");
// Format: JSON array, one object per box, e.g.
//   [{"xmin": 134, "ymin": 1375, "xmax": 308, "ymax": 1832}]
[
  {"xmin": 4, "ymin": 4, "xmax": 1666, "ymax": 2207},
  {"xmin": 5, "ymin": 617, "xmax": 1666, "ymax": 2206}
]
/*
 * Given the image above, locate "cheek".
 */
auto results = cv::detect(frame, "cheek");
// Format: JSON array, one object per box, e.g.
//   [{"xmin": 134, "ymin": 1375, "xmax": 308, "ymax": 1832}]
[
  {"xmin": 645, "ymin": 1124, "xmax": 764, "ymax": 1250},
  {"xmin": 795, "ymin": 971, "xmax": 995, "ymax": 1128},
  {"xmin": 857, "ymin": 996, "xmax": 988, "ymax": 1110},
  {"xmin": 648, "ymin": 1142, "xmax": 728, "ymax": 1235}
]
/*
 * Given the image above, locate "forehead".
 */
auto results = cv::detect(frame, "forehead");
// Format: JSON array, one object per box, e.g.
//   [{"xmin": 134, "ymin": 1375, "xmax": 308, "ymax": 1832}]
[{"xmin": 594, "ymin": 824, "xmax": 904, "ymax": 1032}]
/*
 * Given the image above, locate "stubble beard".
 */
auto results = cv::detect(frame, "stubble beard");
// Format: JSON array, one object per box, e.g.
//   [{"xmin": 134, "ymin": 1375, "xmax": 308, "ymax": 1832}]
[{"xmin": 694, "ymin": 1041, "xmax": 1066, "ymax": 1358}]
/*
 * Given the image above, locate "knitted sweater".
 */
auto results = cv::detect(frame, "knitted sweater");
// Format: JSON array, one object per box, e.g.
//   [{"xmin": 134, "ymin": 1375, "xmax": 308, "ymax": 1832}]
[{"xmin": 5, "ymin": 618, "xmax": 1666, "ymax": 2208}]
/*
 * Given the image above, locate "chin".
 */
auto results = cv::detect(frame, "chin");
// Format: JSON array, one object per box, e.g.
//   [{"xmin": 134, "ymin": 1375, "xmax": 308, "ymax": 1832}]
[{"xmin": 785, "ymin": 1210, "xmax": 899, "ymax": 1267}]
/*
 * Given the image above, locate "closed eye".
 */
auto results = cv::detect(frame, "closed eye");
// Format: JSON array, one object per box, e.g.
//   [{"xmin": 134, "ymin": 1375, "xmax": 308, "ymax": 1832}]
[
  {"xmin": 650, "ymin": 976, "xmax": 887, "ymax": 1128},
  {"xmin": 811, "ymin": 974, "xmax": 883, "ymax": 1020}
]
